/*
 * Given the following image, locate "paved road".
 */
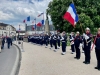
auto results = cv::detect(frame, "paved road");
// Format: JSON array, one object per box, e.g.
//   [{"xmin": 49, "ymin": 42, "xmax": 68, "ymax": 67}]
[
  {"xmin": 0, "ymin": 44, "xmax": 17, "ymax": 75},
  {"xmin": 19, "ymin": 42, "xmax": 100, "ymax": 75}
]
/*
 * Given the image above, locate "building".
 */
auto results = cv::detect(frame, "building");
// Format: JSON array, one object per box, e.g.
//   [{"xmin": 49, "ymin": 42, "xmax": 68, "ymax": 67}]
[
  {"xmin": 0, "ymin": 23, "xmax": 16, "ymax": 36},
  {"xmin": 26, "ymin": 25, "xmax": 55, "ymax": 35},
  {"xmin": 16, "ymin": 31, "xmax": 25, "ymax": 36}
]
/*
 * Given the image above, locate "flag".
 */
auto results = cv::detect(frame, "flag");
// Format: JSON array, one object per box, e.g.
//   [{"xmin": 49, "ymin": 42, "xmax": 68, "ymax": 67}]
[
  {"xmin": 41, "ymin": 20, "xmax": 44, "ymax": 25},
  {"xmin": 63, "ymin": 3, "xmax": 79, "ymax": 27},
  {"xmin": 32, "ymin": 24, "xmax": 36, "ymax": 30},
  {"xmin": 32, "ymin": 25, "xmax": 34, "ymax": 30},
  {"xmin": 27, "ymin": 16, "xmax": 30, "ymax": 21},
  {"xmin": 32, "ymin": 21, "xmax": 34, "ymax": 23},
  {"xmin": 34, "ymin": 24, "xmax": 36, "ymax": 29},
  {"xmin": 23, "ymin": 19, "xmax": 26, "ymax": 23},
  {"xmin": 37, "ymin": 22, "xmax": 42, "ymax": 27},
  {"xmin": 38, "ymin": 13, "xmax": 44, "ymax": 17}
]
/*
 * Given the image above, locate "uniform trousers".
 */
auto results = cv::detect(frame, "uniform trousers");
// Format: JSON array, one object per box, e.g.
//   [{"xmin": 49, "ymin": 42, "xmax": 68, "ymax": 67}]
[{"xmin": 95, "ymin": 49, "xmax": 100, "ymax": 68}]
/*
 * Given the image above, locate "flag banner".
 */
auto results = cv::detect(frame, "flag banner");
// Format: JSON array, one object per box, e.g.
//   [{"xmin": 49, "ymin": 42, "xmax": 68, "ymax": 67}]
[
  {"xmin": 32, "ymin": 21, "xmax": 34, "ymax": 23},
  {"xmin": 63, "ymin": 3, "xmax": 79, "ymax": 27},
  {"xmin": 27, "ymin": 16, "xmax": 30, "ymax": 21},
  {"xmin": 41, "ymin": 20, "xmax": 44, "ymax": 25},
  {"xmin": 32, "ymin": 25, "xmax": 34, "ymax": 30},
  {"xmin": 37, "ymin": 22, "xmax": 42, "ymax": 27},
  {"xmin": 38, "ymin": 13, "xmax": 44, "ymax": 17},
  {"xmin": 34, "ymin": 24, "xmax": 36, "ymax": 29},
  {"xmin": 23, "ymin": 19, "xmax": 26, "ymax": 23}
]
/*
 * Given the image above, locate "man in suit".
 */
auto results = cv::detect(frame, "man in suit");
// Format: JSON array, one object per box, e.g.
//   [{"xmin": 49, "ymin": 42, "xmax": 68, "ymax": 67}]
[{"xmin": 7, "ymin": 36, "xmax": 12, "ymax": 49}]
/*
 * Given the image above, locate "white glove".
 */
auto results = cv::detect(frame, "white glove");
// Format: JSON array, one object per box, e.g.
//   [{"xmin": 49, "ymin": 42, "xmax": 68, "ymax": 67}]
[
  {"xmin": 83, "ymin": 33, "xmax": 85, "ymax": 37},
  {"xmin": 83, "ymin": 33, "xmax": 89, "ymax": 40},
  {"xmin": 61, "ymin": 37, "xmax": 64, "ymax": 40}
]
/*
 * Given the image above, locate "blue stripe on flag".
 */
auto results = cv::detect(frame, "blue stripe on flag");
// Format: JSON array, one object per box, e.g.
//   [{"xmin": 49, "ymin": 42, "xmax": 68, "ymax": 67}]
[
  {"xmin": 70, "ymin": 3, "xmax": 78, "ymax": 22},
  {"xmin": 27, "ymin": 16, "xmax": 30, "ymax": 21}
]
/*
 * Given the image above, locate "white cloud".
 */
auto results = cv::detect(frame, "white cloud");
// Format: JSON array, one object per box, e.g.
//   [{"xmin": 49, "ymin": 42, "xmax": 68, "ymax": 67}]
[{"xmin": 0, "ymin": 0, "xmax": 52, "ymax": 30}]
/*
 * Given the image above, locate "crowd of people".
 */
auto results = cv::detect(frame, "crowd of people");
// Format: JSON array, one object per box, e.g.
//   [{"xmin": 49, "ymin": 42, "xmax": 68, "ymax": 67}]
[
  {"xmin": 0, "ymin": 36, "xmax": 13, "ymax": 53},
  {"xmin": 27, "ymin": 27, "xmax": 100, "ymax": 71}
]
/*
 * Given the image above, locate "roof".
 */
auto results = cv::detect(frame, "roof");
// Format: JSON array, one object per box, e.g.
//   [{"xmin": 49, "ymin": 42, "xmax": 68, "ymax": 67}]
[{"xmin": 0, "ymin": 23, "xmax": 8, "ymax": 27}]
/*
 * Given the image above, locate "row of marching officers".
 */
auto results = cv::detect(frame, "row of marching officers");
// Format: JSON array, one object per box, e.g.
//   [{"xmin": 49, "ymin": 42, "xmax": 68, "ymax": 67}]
[
  {"xmin": 28, "ymin": 31, "xmax": 67, "ymax": 55},
  {"xmin": 28, "ymin": 27, "xmax": 100, "ymax": 71}
]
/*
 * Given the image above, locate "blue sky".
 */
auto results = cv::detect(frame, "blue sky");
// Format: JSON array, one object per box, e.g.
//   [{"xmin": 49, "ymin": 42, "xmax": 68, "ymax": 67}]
[{"xmin": 0, "ymin": 0, "xmax": 52, "ymax": 30}]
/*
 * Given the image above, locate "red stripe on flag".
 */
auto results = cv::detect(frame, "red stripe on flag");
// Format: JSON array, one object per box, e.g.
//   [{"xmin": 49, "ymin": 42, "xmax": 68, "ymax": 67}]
[{"xmin": 63, "ymin": 12, "xmax": 75, "ymax": 27}]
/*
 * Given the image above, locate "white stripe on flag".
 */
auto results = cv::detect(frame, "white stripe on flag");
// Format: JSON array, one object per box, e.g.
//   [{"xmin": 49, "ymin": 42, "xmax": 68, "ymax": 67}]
[{"xmin": 67, "ymin": 6, "xmax": 76, "ymax": 21}]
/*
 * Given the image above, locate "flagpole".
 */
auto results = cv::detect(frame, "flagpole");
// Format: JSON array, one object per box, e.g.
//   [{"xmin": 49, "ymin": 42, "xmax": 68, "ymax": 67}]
[
  {"xmin": 43, "ymin": 12, "xmax": 44, "ymax": 33},
  {"xmin": 35, "ymin": 18, "xmax": 36, "ymax": 34}
]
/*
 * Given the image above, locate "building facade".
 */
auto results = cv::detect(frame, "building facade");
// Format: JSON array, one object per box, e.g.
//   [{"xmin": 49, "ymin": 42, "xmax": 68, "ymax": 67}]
[
  {"xmin": 26, "ymin": 25, "xmax": 55, "ymax": 35},
  {"xmin": 0, "ymin": 23, "xmax": 16, "ymax": 36}
]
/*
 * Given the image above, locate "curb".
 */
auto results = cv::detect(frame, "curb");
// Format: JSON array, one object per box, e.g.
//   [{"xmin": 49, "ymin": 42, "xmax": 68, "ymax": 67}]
[{"xmin": 10, "ymin": 43, "xmax": 22, "ymax": 75}]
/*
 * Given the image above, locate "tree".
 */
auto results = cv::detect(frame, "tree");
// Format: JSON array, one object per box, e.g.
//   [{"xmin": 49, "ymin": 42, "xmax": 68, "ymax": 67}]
[{"xmin": 47, "ymin": 0, "xmax": 100, "ymax": 33}]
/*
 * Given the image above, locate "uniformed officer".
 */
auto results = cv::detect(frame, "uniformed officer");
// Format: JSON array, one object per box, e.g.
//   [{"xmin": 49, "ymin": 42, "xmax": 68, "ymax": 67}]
[
  {"xmin": 7, "ymin": 36, "xmax": 12, "ymax": 49},
  {"xmin": 61, "ymin": 31, "xmax": 67, "ymax": 55},
  {"xmin": 83, "ymin": 27, "xmax": 92, "ymax": 64},
  {"xmin": 70, "ymin": 32, "xmax": 75, "ymax": 54},
  {"xmin": 57, "ymin": 33, "xmax": 61, "ymax": 49},
  {"xmin": 53, "ymin": 33, "xmax": 58, "ymax": 52},
  {"xmin": 28, "ymin": 35, "xmax": 30, "ymax": 42},
  {"xmin": 44, "ymin": 34, "xmax": 49, "ymax": 48},
  {"xmin": 1, "ymin": 36, "xmax": 5, "ymax": 49},
  {"xmin": 74, "ymin": 31, "xmax": 82, "ymax": 59},
  {"xmin": 49, "ymin": 33, "xmax": 54, "ymax": 50},
  {"xmin": 94, "ymin": 28, "xmax": 100, "ymax": 70}
]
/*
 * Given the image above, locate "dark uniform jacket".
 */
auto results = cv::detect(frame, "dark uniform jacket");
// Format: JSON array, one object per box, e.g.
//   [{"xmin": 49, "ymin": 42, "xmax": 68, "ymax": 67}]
[
  {"xmin": 83, "ymin": 33, "xmax": 92, "ymax": 50},
  {"xmin": 74, "ymin": 35, "xmax": 82, "ymax": 47},
  {"xmin": 95, "ymin": 34, "xmax": 100, "ymax": 50}
]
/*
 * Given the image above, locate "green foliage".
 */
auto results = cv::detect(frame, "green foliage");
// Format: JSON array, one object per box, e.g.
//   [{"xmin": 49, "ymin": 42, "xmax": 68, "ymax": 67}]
[{"xmin": 47, "ymin": 0, "xmax": 100, "ymax": 34}]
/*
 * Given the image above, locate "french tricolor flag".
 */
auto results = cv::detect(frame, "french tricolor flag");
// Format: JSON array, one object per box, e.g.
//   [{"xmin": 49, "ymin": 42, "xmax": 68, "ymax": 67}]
[{"xmin": 63, "ymin": 3, "xmax": 79, "ymax": 27}]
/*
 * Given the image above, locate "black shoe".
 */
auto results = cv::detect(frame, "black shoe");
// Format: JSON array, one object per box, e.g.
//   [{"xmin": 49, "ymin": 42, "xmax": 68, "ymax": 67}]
[
  {"xmin": 98, "ymin": 68, "xmax": 100, "ymax": 71},
  {"xmin": 77, "ymin": 58, "xmax": 80, "ymax": 60},
  {"xmin": 83, "ymin": 61, "xmax": 86, "ymax": 63},
  {"xmin": 94, "ymin": 67, "xmax": 98, "ymax": 69},
  {"xmin": 85, "ymin": 62, "xmax": 90, "ymax": 64},
  {"xmin": 74, "ymin": 57, "xmax": 77, "ymax": 59}
]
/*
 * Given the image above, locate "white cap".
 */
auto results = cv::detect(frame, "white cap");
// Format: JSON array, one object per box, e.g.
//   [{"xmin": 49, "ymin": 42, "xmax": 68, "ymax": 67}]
[
  {"xmin": 86, "ymin": 27, "xmax": 90, "ymax": 30},
  {"xmin": 76, "ymin": 31, "xmax": 79, "ymax": 34}
]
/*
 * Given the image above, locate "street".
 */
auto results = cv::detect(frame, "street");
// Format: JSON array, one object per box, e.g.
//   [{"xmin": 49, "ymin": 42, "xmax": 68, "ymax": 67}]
[
  {"xmin": 0, "ymin": 44, "xmax": 17, "ymax": 75},
  {"xmin": 18, "ymin": 42, "xmax": 100, "ymax": 75}
]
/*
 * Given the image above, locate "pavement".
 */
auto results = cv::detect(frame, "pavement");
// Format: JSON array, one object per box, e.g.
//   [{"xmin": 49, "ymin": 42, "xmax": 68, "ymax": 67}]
[
  {"xmin": 18, "ymin": 42, "xmax": 100, "ymax": 75},
  {"xmin": 0, "ymin": 44, "xmax": 18, "ymax": 75}
]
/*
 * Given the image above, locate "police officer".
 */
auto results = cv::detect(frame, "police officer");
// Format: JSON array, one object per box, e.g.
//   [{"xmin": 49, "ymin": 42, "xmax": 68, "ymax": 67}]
[
  {"xmin": 83, "ymin": 27, "xmax": 92, "ymax": 64},
  {"xmin": 70, "ymin": 32, "xmax": 75, "ymax": 54},
  {"xmin": 49, "ymin": 33, "xmax": 54, "ymax": 49},
  {"xmin": 74, "ymin": 31, "xmax": 82, "ymax": 59},
  {"xmin": 7, "ymin": 36, "xmax": 12, "ymax": 49},
  {"xmin": 44, "ymin": 33, "xmax": 49, "ymax": 48},
  {"xmin": 57, "ymin": 33, "xmax": 61, "ymax": 49},
  {"xmin": 94, "ymin": 28, "xmax": 100, "ymax": 70},
  {"xmin": 53, "ymin": 33, "xmax": 57, "ymax": 52},
  {"xmin": 61, "ymin": 31, "xmax": 67, "ymax": 55}
]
